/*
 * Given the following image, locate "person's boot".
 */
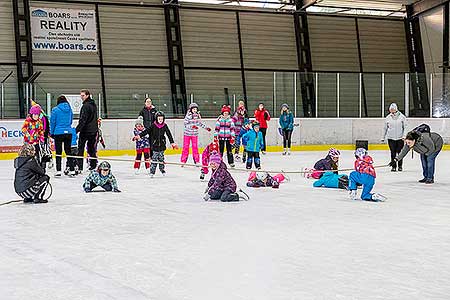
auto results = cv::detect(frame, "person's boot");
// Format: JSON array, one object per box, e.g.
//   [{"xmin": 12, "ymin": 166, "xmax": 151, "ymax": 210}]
[
  {"xmin": 287, "ymin": 148, "xmax": 291, "ymax": 155},
  {"xmin": 398, "ymin": 166, "xmax": 403, "ymax": 172},
  {"xmin": 282, "ymin": 148, "xmax": 287, "ymax": 155},
  {"xmin": 425, "ymin": 179, "xmax": 434, "ymax": 184},
  {"xmin": 33, "ymin": 198, "xmax": 48, "ymax": 204},
  {"xmin": 23, "ymin": 198, "xmax": 33, "ymax": 203},
  {"xmin": 418, "ymin": 178, "xmax": 427, "ymax": 183},
  {"xmin": 391, "ymin": 166, "xmax": 397, "ymax": 172}
]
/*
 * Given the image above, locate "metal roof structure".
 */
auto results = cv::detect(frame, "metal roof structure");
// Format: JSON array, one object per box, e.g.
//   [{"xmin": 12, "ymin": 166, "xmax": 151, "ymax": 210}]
[{"xmin": 177, "ymin": 0, "xmax": 420, "ymax": 16}]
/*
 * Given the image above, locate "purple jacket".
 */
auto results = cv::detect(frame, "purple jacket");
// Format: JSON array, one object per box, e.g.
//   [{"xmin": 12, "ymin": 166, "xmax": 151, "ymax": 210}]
[{"xmin": 208, "ymin": 162, "xmax": 237, "ymax": 194}]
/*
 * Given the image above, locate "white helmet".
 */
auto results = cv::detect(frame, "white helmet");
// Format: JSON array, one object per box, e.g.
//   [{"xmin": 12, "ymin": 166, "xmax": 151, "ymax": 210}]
[{"xmin": 256, "ymin": 172, "xmax": 268, "ymax": 181}]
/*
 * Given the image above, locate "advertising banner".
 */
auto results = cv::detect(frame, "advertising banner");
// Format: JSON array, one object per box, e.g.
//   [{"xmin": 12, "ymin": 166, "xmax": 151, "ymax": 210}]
[
  {"xmin": 30, "ymin": 7, "xmax": 97, "ymax": 52},
  {"xmin": 0, "ymin": 121, "xmax": 25, "ymax": 153}
]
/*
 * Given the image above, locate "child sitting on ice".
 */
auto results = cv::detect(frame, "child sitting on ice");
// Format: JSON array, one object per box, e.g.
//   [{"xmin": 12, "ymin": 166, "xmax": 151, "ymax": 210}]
[
  {"xmin": 242, "ymin": 121, "xmax": 264, "ymax": 170},
  {"xmin": 14, "ymin": 144, "xmax": 50, "ymax": 203},
  {"xmin": 348, "ymin": 148, "xmax": 385, "ymax": 202},
  {"xmin": 307, "ymin": 148, "xmax": 341, "ymax": 179},
  {"xmin": 313, "ymin": 172, "xmax": 349, "ymax": 190},
  {"xmin": 133, "ymin": 116, "xmax": 151, "ymax": 174},
  {"xmin": 83, "ymin": 161, "xmax": 121, "ymax": 193},
  {"xmin": 200, "ymin": 139, "xmax": 219, "ymax": 180},
  {"xmin": 246, "ymin": 171, "xmax": 285, "ymax": 188},
  {"xmin": 204, "ymin": 152, "xmax": 240, "ymax": 202}
]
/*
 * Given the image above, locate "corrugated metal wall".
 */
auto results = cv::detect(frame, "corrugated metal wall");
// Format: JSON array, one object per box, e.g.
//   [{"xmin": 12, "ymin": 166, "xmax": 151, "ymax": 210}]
[
  {"xmin": 33, "ymin": 66, "xmax": 102, "ymax": 113},
  {"xmin": 0, "ymin": 0, "xmax": 19, "ymax": 118},
  {"xmin": 100, "ymin": 6, "xmax": 167, "ymax": 67},
  {"xmin": 105, "ymin": 68, "xmax": 171, "ymax": 118},
  {"xmin": 181, "ymin": 9, "xmax": 240, "ymax": 68},
  {"xmin": 240, "ymin": 13, "xmax": 297, "ymax": 70},
  {"xmin": 358, "ymin": 19, "xmax": 409, "ymax": 72},
  {"xmin": 185, "ymin": 69, "xmax": 243, "ymax": 116},
  {"xmin": 309, "ymin": 16, "xmax": 360, "ymax": 72}
]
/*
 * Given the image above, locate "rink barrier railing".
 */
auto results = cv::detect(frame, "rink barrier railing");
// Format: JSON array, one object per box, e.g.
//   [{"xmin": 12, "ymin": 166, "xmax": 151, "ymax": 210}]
[{"xmin": 53, "ymin": 153, "xmax": 390, "ymax": 175}]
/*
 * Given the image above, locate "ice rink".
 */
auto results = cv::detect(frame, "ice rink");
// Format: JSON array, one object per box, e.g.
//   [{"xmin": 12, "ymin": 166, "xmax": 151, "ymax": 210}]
[{"xmin": 1, "ymin": 150, "xmax": 450, "ymax": 300}]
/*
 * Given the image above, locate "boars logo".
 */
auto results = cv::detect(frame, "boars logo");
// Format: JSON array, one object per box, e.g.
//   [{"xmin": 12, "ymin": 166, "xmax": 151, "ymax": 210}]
[{"xmin": 31, "ymin": 9, "xmax": 48, "ymax": 17}]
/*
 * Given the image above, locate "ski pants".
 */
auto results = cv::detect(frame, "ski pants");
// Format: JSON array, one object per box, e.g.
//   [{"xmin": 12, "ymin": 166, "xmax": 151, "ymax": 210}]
[{"xmin": 349, "ymin": 171, "xmax": 375, "ymax": 201}]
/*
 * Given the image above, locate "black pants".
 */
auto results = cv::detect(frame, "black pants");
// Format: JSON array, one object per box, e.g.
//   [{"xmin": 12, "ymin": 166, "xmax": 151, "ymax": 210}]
[
  {"xmin": 219, "ymin": 140, "xmax": 234, "ymax": 165},
  {"xmin": 259, "ymin": 128, "xmax": 267, "ymax": 151},
  {"xmin": 86, "ymin": 181, "xmax": 113, "ymax": 192},
  {"xmin": 210, "ymin": 189, "xmax": 239, "ymax": 202},
  {"xmin": 388, "ymin": 139, "xmax": 404, "ymax": 168},
  {"xmin": 54, "ymin": 134, "xmax": 74, "ymax": 172},
  {"xmin": 246, "ymin": 151, "xmax": 261, "ymax": 169},
  {"xmin": 282, "ymin": 129, "xmax": 293, "ymax": 149},
  {"xmin": 78, "ymin": 132, "xmax": 98, "ymax": 171},
  {"xmin": 18, "ymin": 175, "xmax": 50, "ymax": 201}
]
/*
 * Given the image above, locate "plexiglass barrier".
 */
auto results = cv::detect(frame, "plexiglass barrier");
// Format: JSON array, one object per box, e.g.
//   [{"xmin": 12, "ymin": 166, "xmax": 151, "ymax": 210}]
[{"xmin": 1, "ymin": 68, "xmax": 450, "ymax": 119}]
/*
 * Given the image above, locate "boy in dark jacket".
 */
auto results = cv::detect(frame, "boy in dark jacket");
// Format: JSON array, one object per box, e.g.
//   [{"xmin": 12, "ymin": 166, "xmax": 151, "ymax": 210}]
[
  {"xmin": 135, "ymin": 111, "xmax": 178, "ymax": 177},
  {"xmin": 14, "ymin": 144, "xmax": 50, "ymax": 203},
  {"xmin": 204, "ymin": 152, "xmax": 239, "ymax": 202}
]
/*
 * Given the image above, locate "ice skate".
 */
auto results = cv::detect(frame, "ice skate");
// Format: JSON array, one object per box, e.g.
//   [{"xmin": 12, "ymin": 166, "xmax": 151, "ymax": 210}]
[
  {"xmin": 234, "ymin": 154, "xmax": 240, "ymax": 161},
  {"xmin": 371, "ymin": 193, "xmax": 387, "ymax": 202},
  {"xmin": 282, "ymin": 148, "xmax": 287, "ymax": 155},
  {"xmin": 238, "ymin": 189, "xmax": 250, "ymax": 201},
  {"xmin": 63, "ymin": 167, "xmax": 70, "ymax": 176},
  {"xmin": 55, "ymin": 171, "xmax": 62, "ymax": 177},
  {"xmin": 203, "ymin": 193, "xmax": 210, "ymax": 201},
  {"xmin": 200, "ymin": 173, "xmax": 205, "ymax": 180},
  {"xmin": 229, "ymin": 163, "xmax": 235, "ymax": 168},
  {"xmin": 287, "ymin": 149, "xmax": 291, "ymax": 155},
  {"xmin": 134, "ymin": 169, "xmax": 140, "ymax": 175},
  {"xmin": 149, "ymin": 174, "xmax": 154, "ymax": 178},
  {"xmin": 69, "ymin": 170, "xmax": 77, "ymax": 177}
]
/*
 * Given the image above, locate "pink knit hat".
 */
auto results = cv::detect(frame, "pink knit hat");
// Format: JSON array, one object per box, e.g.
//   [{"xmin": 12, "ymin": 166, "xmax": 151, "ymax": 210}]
[
  {"xmin": 29, "ymin": 105, "xmax": 41, "ymax": 115},
  {"xmin": 209, "ymin": 151, "xmax": 222, "ymax": 165}
]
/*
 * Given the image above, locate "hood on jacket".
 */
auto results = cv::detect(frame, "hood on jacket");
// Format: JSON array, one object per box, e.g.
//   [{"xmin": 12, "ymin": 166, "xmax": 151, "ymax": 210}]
[
  {"xmin": 56, "ymin": 102, "xmax": 72, "ymax": 112},
  {"xmin": 14, "ymin": 156, "xmax": 31, "ymax": 169}
]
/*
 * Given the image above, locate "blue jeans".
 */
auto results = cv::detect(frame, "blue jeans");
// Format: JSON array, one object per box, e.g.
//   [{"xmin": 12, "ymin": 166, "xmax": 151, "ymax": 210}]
[
  {"xmin": 349, "ymin": 171, "xmax": 375, "ymax": 201},
  {"xmin": 420, "ymin": 151, "xmax": 440, "ymax": 180}
]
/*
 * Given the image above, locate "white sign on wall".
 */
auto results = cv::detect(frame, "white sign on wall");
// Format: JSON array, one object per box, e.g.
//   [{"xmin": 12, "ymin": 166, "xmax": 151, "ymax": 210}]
[
  {"xmin": 30, "ymin": 7, "xmax": 97, "ymax": 52},
  {"xmin": 0, "ymin": 121, "xmax": 25, "ymax": 153},
  {"xmin": 65, "ymin": 94, "xmax": 83, "ymax": 114}
]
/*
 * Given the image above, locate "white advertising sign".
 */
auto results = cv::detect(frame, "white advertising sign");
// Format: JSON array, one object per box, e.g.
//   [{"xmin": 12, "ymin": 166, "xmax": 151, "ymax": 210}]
[
  {"xmin": 30, "ymin": 7, "xmax": 97, "ymax": 52},
  {"xmin": 65, "ymin": 94, "xmax": 83, "ymax": 114},
  {"xmin": 0, "ymin": 121, "xmax": 25, "ymax": 153}
]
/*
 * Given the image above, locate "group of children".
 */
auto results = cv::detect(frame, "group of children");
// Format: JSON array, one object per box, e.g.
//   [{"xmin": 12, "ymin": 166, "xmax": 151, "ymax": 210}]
[
  {"xmin": 14, "ymin": 99, "xmax": 386, "ymax": 203},
  {"xmin": 308, "ymin": 147, "xmax": 385, "ymax": 202}
]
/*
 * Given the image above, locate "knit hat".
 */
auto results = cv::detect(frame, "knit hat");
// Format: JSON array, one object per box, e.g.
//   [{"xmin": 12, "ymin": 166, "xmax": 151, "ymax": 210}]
[
  {"xmin": 29, "ymin": 105, "xmax": 41, "ymax": 115},
  {"xmin": 135, "ymin": 116, "xmax": 144, "ymax": 126},
  {"xmin": 389, "ymin": 103, "xmax": 398, "ymax": 111},
  {"xmin": 281, "ymin": 103, "xmax": 289, "ymax": 110},
  {"xmin": 237, "ymin": 106, "xmax": 246, "ymax": 115},
  {"xmin": 189, "ymin": 102, "xmax": 199, "ymax": 111},
  {"xmin": 209, "ymin": 151, "xmax": 222, "ymax": 165},
  {"xmin": 221, "ymin": 105, "xmax": 231, "ymax": 114}
]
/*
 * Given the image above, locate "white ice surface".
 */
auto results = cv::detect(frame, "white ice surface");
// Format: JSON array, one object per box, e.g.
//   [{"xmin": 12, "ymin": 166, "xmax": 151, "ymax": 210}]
[{"xmin": 1, "ymin": 150, "xmax": 450, "ymax": 300}]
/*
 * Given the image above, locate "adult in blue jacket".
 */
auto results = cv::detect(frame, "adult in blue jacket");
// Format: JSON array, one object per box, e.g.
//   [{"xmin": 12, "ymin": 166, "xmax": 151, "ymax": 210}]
[
  {"xmin": 279, "ymin": 103, "xmax": 294, "ymax": 155},
  {"xmin": 50, "ymin": 95, "xmax": 75, "ymax": 176},
  {"xmin": 313, "ymin": 172, "xmax": 348, "ymax": 190},
  {"xmin": 243, "ymin": 122, "xmax": 264, "ymax": 169}
]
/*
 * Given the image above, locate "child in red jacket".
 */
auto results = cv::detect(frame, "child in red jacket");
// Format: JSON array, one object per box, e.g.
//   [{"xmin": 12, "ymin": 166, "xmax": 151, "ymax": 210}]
[
  {"xmin": 254, "ymin": 103, "xmax": 271, "ymax": 154},
  {"xmin": 200, "ymin": 139, "xmax": 219, "ymax": 180},
  {"xmin": 348, "ymin": 148, "xmax": 385, "ymax": 202}
]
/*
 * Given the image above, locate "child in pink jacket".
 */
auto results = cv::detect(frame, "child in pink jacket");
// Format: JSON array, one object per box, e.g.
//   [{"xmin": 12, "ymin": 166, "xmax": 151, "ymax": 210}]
[{"xmin": 181, "ymin": 103, "xmax": 211, "ymax": 165}]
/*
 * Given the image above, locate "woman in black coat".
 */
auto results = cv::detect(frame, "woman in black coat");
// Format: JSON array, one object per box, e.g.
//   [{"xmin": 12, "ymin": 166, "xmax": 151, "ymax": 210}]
[
  {"xmin": 14, "ymin": 144, "xmax": 50, "ymax": 203},
  {"xmin": 139, "ymin": 97, "xmax": 157, "ymax": 130}
]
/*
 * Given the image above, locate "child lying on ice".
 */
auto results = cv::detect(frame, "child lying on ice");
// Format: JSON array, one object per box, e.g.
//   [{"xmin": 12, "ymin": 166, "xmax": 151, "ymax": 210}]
[
  {"xmin": 246, "ymin": 171, "xmax": 286, "ymax": 188},
  {"xmin": 313, "ymin": 171, "xmax": 349, "ymax": 189},
  {"xmin": 83, "ymin": 161, "xmax": 121, "ymax": 193}
]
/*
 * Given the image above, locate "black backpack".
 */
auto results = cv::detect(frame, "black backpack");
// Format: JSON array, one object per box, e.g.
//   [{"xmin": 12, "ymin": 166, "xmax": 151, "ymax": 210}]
[{"xmin": 413, "ymin": 124, "xmax": 431, "ymax": 134}]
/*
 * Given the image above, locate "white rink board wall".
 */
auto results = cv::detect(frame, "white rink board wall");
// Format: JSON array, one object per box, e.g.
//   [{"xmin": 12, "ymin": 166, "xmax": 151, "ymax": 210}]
[
  {"xmin": 3, "ymin": 118, "xmax": 449, "ymax": 152},
  {"xmin": 30, "ymin": 7, "xmax": 97, "ymax": 52}
]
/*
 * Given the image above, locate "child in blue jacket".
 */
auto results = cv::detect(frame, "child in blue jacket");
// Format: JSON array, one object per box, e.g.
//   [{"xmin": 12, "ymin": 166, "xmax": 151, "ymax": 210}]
[
  {"xmin": 236, "ymin": 118, "xmax": 250, "ymax": 163},
  {"xmin": 313, "ymin": 172, "xmax": 348, "ymax": 189},
  {"xmin": 279, "ymin": 103, "xmax": 294, "ymax": 155},
  {"xmin": 242, "ymin": 121, "xmax": 264, "ymax": 169}
]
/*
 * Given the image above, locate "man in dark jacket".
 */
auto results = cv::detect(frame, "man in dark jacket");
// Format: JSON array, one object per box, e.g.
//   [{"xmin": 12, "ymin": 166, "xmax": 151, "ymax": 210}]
[
  {"xmin": 394, "ymin": 130, "xmax": 443, "ymax": 184},
  {"xmin": 14, "ymin": 144, "xmax": 50, "ymax": 203},
  {"xmin": 139, "ymin": 98, "xmax": 157, "ymax": 130},
  {"xmin": 76, "ymin": 89, "xmax": 98, "ymax": 171}
]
